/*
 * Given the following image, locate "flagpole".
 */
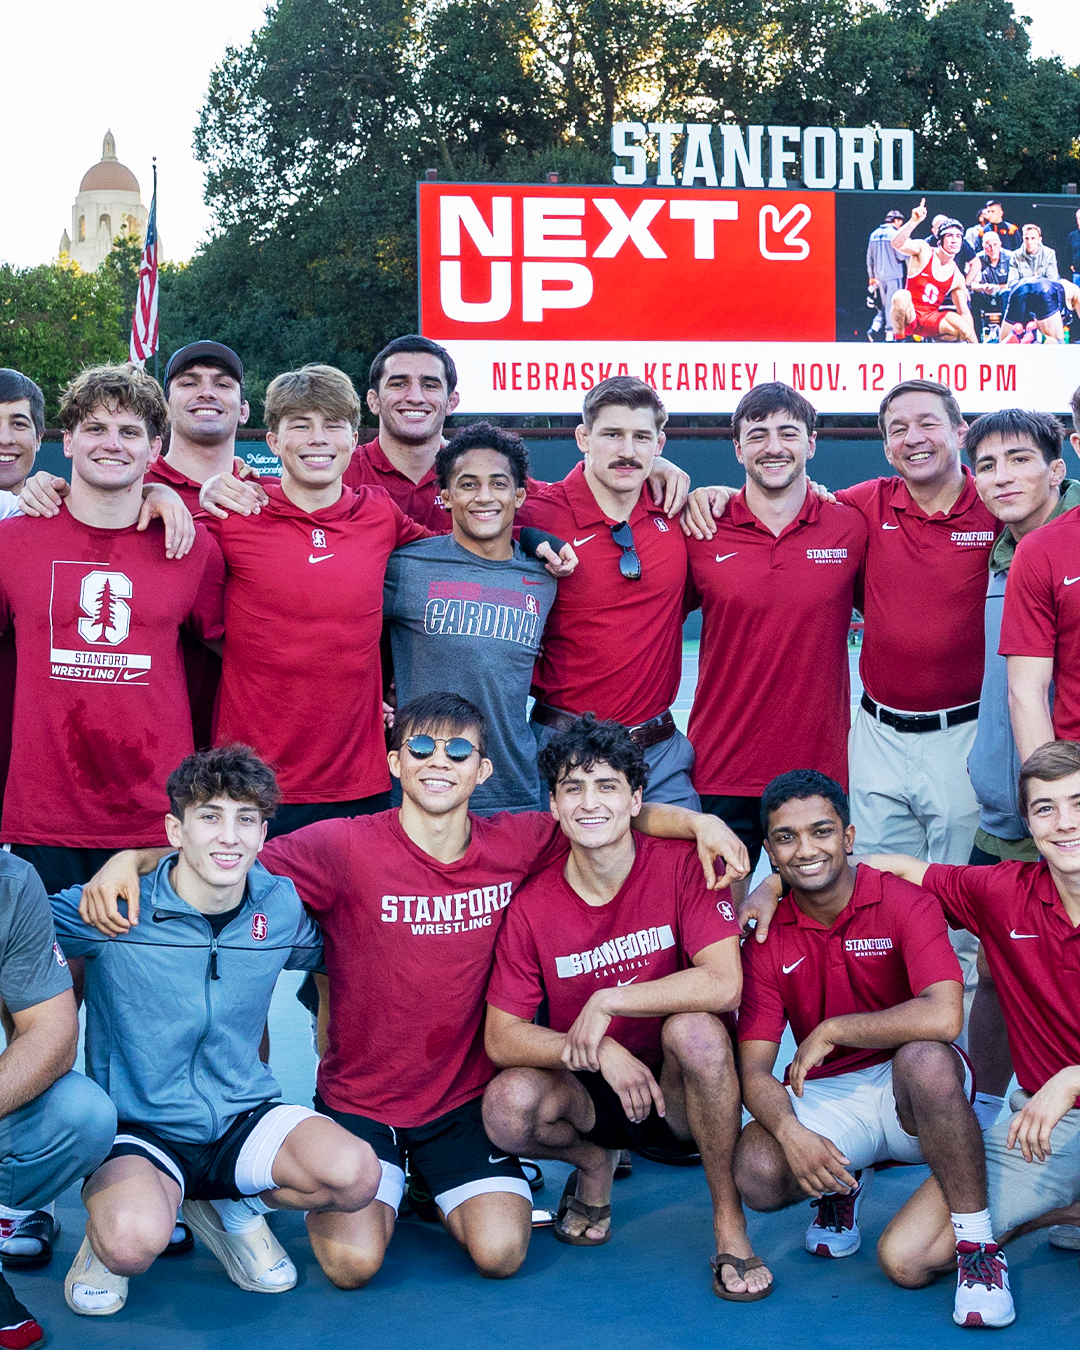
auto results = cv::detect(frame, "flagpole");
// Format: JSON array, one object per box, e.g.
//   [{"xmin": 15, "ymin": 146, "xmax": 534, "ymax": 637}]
[{"xmin": 152, "ymin": 159, "xmax": 159, "ymax": 383}]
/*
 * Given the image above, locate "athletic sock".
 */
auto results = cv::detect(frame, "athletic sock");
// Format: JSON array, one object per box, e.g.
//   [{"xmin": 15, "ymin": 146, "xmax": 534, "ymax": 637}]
[
  {"xmin": 973, "ymin": 1093, "xmax": 1005, "ymax": 1130},
  {"xmin": 951, "ymin": 1209, "xmax": 994, "ymax": 1245},
  {"xmin": 0, "ymin": 1202, "xmax": 53, "ymax": 1222},
  {"xmin": 211, "ymin": 1196, "xmax": 273, "ymax": 1235}
]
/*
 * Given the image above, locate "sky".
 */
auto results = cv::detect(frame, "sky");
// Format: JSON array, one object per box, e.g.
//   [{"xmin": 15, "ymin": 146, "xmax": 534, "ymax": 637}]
[{"xmin": 2, "ymin": 0, "xmax": 1077, "ymax": 271}]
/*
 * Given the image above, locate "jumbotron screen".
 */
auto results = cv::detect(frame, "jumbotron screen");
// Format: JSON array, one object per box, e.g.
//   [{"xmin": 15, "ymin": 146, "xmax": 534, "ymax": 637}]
[{"xmin": 417, "ymin": 182, "xmax": 1080, "ymax": 413}]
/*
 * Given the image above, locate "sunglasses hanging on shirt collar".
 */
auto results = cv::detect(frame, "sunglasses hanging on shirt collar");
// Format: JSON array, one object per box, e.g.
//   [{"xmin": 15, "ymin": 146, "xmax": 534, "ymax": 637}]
[{"xmin": 610, "ymin": 521, "xmax": 642, "ymax": 581}]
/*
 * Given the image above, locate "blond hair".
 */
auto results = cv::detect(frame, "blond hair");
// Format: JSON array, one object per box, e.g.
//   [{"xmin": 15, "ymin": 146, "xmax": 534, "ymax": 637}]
[{"xmin": 264, "ymin": 364, "xmax": 362, "ymax": 433}]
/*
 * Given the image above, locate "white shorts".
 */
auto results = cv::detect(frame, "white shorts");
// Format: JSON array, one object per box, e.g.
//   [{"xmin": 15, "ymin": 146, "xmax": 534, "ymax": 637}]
[{"xmin": 785, "ymin": 1054, "xmax": 974, "ymax": 1171}]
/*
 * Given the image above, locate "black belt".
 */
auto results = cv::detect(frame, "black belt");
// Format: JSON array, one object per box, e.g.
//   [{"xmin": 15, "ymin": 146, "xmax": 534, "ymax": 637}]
[
  {"xmin": 861, "ymin": 693, "xmax": 979, "ymax": 734},
  {"xmin": 531, "ymin": 704, "xmax": 676, "ymax": 749}
]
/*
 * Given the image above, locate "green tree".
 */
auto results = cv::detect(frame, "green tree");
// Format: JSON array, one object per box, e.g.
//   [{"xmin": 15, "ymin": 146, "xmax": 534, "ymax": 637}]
[
  {"xmin": 171, "ymin": 0, "xmax": 1080, "ymax": 414},
  {"xmin": 0, "ymin": 257, "xmax": 127, "ymax": 422}
]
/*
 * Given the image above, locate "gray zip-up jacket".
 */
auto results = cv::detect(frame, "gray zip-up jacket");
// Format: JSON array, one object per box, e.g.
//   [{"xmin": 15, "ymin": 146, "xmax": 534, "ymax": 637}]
[
  {"xmin": 968, "ymin": 480, "xmax": 1080, "ymax": 840},
  {"xmin": 51, "ymin": 857, "xmax": 323, "ymax": 1144},
  {"xmin": 1007, "ymin": 243, "xmax": 1059, "ymax": 283}
]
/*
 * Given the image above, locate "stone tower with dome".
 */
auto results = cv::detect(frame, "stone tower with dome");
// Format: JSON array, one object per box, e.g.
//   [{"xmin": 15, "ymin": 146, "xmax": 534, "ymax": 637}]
[{"xmin": 59, "ymin": 131, "xmax": 148, "ymax": 271}]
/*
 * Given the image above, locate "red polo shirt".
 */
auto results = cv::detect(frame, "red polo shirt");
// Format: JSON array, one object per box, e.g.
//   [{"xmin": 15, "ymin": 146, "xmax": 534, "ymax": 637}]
[
  {"xmin": 144, "ymin": 457, "xmax": 205, "ymax": 515},
  {"xmin": 838, "ymin": 471, "xmax": 995, "ymax": 712},
  {"xmin": 998, "ymin": 507, "xmax": 1080, "ymax": 741},
  {"xmin": 738, "ymin": 865, "xmax": 961, "ymax": 1082},
  {"xmin": 262, "ymin": 809, "xmax": 568, "ymax": 1127},
  {"xmin": 487, "ymin": 836, "xmax": 740, "ymax": 1065},
  {"xmin": 924, "ymin": 860, "xmax": 1080, "ymax": 1103},
  {"xmin": 687, "ymin": 487, "xmax": 867, "ymax": 795},
  {"xmin": 343, "ymin": 437, "xmax": 451, "ymax": 533},
  {"xmin": 517, "ymin": 464, "xmax": 686, "ymax": 725}
]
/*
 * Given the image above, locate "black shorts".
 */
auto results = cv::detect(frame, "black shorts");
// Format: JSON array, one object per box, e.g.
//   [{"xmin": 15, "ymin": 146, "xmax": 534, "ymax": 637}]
[
  {"xmin": 1004, "ymin": 279, "xmax": 1064, "ymax": 325},
  {"xmin": 700, "ymin": 794, "xmax": 764, "ymax": 873},
  {"xmin": 313, "ymin": 1093, "xmax": 529, "ymax": 1215},
  {"xmin": 10, "ymin": 845, "xmax": 117, "ymax": 897},
  {"xmin": 575, "ymin": 1066, "xmax": 698, "ymax": 1158},
  {"xmin": 106, "ymin": 1101, "xmax": 291, "ymax": 1201},
  {"xmin": 267, "ymin": 792, "xmax": 391, "ymax": 841}
]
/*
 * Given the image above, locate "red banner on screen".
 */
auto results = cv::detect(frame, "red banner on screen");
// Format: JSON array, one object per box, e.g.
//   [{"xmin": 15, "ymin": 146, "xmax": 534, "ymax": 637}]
[{"xmin": 418, "ymin": 183, "xmax": 836, "ymax": 342}]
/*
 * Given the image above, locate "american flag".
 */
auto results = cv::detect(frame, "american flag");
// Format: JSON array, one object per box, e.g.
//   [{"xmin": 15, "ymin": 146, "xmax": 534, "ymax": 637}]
[{"xmin": 129, "ymin": 164, "xmax": 159, "ymax": 366}]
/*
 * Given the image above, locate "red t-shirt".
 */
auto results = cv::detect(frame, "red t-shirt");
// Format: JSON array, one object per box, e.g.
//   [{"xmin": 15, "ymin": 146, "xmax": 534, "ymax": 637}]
[
  {"xmin": 145, "ymin": 458, "xmax": 220, "ymax": 748},
  {"xmin": 344, "ymin": 438, "xmax": 451, "ymax": 534},
  {"xmin": 687, "ymin": 488, "xmax": 867, "ymax": 795},
  {"xmin": 998, "ymin": 507, "xmax": 1080, "ymax": 741},
  {"xmin": 517, "ymin": 464, "xmax": 686, "ymax": 724},
  {"xmin": 261, "ymin": 809, "xmax": 568, "ymax": 1127},
  {"xmin": 837, "ymin": 472, "xmax": 995, "ymax": 711},
  {"xmin": 211, "ymin": 483, "xmax": 428, "ymax": 803},
  {"xmin": 0, "ymin": 510, "xmax": 225, "ymax": 847},
  {"xmin": 738, "ymin": 865, "xmax": 961, "ymax": 1081},
  {"xmin": 487, "ymin": 836, "xmax": 740, "ymax": 1065},
  {"xmin": 924, "ymin": 860, "xmax": 1080, "ymax": 1102}
]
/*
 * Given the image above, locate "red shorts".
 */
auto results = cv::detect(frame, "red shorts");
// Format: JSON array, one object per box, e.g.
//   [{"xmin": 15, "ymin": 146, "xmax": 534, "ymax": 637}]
[{"xmin": 902, "ymin": 304, "xmax": 948, "ymax": 339}]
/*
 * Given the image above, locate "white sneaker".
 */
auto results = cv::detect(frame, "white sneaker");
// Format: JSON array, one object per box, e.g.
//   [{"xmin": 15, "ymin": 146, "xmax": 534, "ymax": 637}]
[
  {"xmin": 64, "ymin": 1235, "xmax": 128, "ymax": 1316},
  {"xmin": 805, "ymin": 1170, "xmax": 869, "ymax": 1258},
  {"xmin": 1048, "ymin": 1224, "xmax": 1080, "ymax": 1250},
  {"xmin": 182, "ymin": 1200, "xmax": 296, "ymax": 1293},
  {"xmin": 953, "ymin": 1241, "xmax": 1015, "ymax": 1328}
]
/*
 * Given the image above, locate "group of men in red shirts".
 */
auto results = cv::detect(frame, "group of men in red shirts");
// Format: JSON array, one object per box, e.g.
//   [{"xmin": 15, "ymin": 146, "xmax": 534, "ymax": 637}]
[{"xmin": 0, "ymin": 335, "xmax": 1077, "ymax": 1341}]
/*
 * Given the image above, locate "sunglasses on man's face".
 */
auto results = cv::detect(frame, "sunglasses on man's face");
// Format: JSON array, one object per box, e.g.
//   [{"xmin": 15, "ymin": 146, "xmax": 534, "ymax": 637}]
[
  {"xmin": 610, "ymin": 521, "xmax": 642, "ymax": 581},
  {"xmin": 403, "ymin": 734, "xmax": 478, "ymax": 762}
]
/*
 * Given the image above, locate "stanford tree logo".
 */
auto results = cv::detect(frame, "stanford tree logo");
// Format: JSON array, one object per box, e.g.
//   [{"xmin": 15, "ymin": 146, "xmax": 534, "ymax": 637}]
[{"xmin": 77, "ymin": 571, "xmax": 132, "ymax": 646}]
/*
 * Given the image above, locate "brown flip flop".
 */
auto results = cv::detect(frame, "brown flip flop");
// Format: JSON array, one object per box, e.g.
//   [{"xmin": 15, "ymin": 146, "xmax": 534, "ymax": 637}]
[
  {"xmin": 711, "ymin": 1253, "xmax": 774, "ymax": 1302},
  {"xmin": 553, "ymin": 1169, "xmax": 612, "ymax": 1246}
]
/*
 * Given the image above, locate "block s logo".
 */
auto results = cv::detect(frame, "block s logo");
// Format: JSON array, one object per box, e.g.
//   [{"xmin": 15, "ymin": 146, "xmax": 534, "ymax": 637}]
[
  {"xmin": 311, "ymin": 529, "xmax": 327, "ymax": 549},
  {"xmin": 77, "ymin": 571, "xmax": 132, "ymax": 645},
  {"xmin": 759, "ymin": 204, "xmax": 812, "ymax": 261},
  {"xmin": 251, "ymin": 913, "xmax": 268, "ymax": 941},
  {"xmin": 717, "ymin": 900, "xmax": 736, "ymax": 923}
]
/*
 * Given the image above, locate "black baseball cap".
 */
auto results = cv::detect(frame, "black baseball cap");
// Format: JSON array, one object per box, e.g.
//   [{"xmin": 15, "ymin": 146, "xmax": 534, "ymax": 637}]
[
  {"xmin": 884, "ymin": 209, "xmax": 904, "ymax": 222},
  {"xmin": 164, "ymin": 341, "xmax": 244, "ymax": 390},
  {"xmin": 984, "ymin": 199, "xmax": 1002, "ymax": 209}
]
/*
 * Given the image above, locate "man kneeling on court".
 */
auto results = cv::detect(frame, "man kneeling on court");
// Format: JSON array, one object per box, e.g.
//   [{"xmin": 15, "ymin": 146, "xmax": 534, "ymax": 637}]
[
  {"xmin": 482, "ymin": 715, "xmax": 772, "ymax": 1300},
  {"xmin": 53, "ymin": 745, "xmax": 381, "ymax": 1316},
  {"xmin": 734, "ymin": 770, "xmax": 1013, "ymax": 1329}
]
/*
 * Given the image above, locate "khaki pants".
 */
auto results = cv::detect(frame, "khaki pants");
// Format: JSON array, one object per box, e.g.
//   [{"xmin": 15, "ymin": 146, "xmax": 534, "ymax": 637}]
[{"xmin": 848, "ymin": 705, "xmax": 980, "ymax": 995}]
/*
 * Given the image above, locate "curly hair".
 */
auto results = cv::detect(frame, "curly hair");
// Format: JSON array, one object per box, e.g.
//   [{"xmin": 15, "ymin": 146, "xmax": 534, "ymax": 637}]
[
  {"xmin": 167, "ymin": 744, "xmax": 280, "ymax": 820},
  {"xmin": 58, "ymin": 364, "xmax": 168, "ymax": 440},
  {"xmin": 537, "ymin": 712, "xmax": 647, "ymax": 794}
]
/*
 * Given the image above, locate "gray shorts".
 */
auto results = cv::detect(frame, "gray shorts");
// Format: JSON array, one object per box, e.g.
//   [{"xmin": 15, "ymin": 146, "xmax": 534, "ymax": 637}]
[
  {"xmin": 987, "ymin": 1090, "xmax": 1080, "ymax": 1238},
  {"xmin": 530, "ymin": 718, "xmax": 699, "ymax": 810}
]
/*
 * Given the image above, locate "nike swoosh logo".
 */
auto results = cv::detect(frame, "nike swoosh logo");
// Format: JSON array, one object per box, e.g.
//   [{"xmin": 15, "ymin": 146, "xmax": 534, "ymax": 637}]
[
  {"xmin": 121, "ymin": 669, "xmax": 146, "ymax": 682},
  {"xmin": 309, "ymin": 553, "xmax": 335, "ymax": 564},
  {"xmin": 572, "ymin": 535, "xmax": 596, "ymax": 547},
  {"xmin": 1064, "ymin": 577, "xmax": 1080, "ymax": 586},
  {"xmin": 782, "ymin": 958, "xmax": 806, "ymax": 974},
  {"xmin": 1009, "ymin": 930, "xmax": 1038, "ymax": 940},
  {"xmin": 616, "ymin": 976, "xmax": 638, "ymax": 986},
  {"xmin": 522, "ymin": 578, "xmax": 544, "ymax": 585},
  {"xmin": 882, "ymin": 523, "xmax": 900, "ymax": 530},
  {"xmin": 488, "ymin": 1154, "xmax": 511, "ymax": 1164},
  {"xmin": 715, "ymin": 552, "xmax": 738, "ymax": 563}
]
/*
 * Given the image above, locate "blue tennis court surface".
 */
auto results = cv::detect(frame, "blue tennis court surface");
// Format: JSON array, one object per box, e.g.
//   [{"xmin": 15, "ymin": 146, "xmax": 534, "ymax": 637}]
[
  {"xmin": 24, "ymin": 645, "xmax": 1077, "ymax": 1348},
  {"xmin": 29, "ymin": 983, "xmax": 1080, "ymax": 1350}
]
